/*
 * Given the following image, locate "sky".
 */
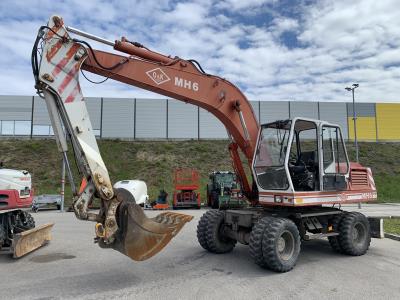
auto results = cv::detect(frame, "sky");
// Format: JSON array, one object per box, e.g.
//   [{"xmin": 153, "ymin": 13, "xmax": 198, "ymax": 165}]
[{"xmin": 0, "ymin": 0, "xmax": 399, "ymax": 102}]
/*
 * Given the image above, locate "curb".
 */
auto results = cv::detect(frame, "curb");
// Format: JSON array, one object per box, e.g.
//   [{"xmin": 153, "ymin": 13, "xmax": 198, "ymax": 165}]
[
  {"xmin": 385, "ymin": 233, "xmax": 400, "ymax": 241},
  {"xmin": 372, "ymin": 216, "xmax": 400, "ymax": 219}
]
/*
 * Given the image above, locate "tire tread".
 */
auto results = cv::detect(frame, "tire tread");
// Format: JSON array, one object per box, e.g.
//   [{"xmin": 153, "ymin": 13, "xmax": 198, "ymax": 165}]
[{"xmin": 338, "ymin": 212, "xmax": 371, "ymax": 256}]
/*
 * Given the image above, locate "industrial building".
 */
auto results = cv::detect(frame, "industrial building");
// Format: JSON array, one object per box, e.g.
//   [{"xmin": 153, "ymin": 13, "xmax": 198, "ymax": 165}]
[{"xmin": 0, "ymin": 95, "xmax": 398, "ymax": 141}]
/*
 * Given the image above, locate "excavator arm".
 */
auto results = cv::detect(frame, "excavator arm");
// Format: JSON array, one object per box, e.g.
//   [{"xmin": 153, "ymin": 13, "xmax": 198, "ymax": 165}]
[
  {"xmin": 32, "ymin": 15, "xmax": 261, "ymax": 261},
  {"xmin": 32, "ymin": 16, "xmax": 193, "ymax": 261}
]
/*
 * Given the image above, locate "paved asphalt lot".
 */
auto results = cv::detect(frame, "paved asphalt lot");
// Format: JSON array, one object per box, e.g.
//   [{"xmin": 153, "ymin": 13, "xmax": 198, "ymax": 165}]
[{"xmin": 1, "ymin": 205, "xmax": 399, "ymax": 300}]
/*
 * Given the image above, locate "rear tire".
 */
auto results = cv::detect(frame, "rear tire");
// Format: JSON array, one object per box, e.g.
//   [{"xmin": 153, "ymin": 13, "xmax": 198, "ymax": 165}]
[
  {"xmin": 338, "ymin": 212, "xmax": 371, "ymax": 256},
  {"xmin": 249, "ymin": 217, "xmax": 271, "ymax": 267},
  {"xmin": 250, "ymin": 217, "xmax": 301, "ymax": 273},
  {"xmin": 328, "ymin": 214, "xmax": 343, "ymax": 253}
]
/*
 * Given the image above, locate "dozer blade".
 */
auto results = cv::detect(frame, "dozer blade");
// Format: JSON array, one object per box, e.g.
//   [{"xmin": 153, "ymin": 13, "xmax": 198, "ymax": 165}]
[
  {"xmin": 101, "ymin": 199, "xmax": 193, "ymax": 261},
  {"xmin": 12, "ymin": 223, "xmax": 54, "ymax": 258}
]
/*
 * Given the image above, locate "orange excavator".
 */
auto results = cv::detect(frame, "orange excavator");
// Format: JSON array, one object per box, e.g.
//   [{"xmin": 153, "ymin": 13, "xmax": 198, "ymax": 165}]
[{"xmin": 32, "ymin": 16, "xmax": 378, "ymax": 271}]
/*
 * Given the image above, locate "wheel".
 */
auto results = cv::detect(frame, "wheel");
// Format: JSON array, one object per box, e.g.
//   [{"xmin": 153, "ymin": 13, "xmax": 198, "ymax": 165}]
[
  {"xmin": 197, "ymin": 210, "xmax": 236, "ymax": 253},
  {"xmin": 249, "ymin": 217, "xmax": 271, "ymax": 267},
  {"xmin": 338, "ymin": 212, "xmax": 371, "ymax": 256},
  {"xmin": 22, "ymin": 211, "xmax": 35, "ymax": 229},
  {"xmin": 249, "ymin": 217, "xmax": 301, "ymax": 273},
  {"xmin": 197, "ymin": 211, "xmax": 211, "ymax": 250},
  {"xmin": 0, "ymin": 225, "xmax": 5, "ymax": 246},
  {"xmin": 328, "ymin": 214, "xmax": 343, "ymax": 253},
  {"xmin": 206, "ymin": 210, "xmax": 236, "ymax": 253}
]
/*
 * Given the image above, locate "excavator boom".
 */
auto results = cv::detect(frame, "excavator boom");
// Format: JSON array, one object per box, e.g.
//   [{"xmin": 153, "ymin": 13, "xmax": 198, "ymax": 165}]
[{"xmin": 32, "ymin": 16, "xmax": 193, "ymax": 261}]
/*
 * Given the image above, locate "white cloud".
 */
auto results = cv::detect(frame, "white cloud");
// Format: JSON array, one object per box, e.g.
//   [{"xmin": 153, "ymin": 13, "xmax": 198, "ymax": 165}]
[
  {"xmin": 0, "ymin": 0, "xmax": 398, "ymax": 103},
  {"xmin": 272, "ymin": 17, "xmax": 299, "ymax": 34},
  {"xmin": 216, "ymin": 0, "xmax": 276, "ymax": 11}
]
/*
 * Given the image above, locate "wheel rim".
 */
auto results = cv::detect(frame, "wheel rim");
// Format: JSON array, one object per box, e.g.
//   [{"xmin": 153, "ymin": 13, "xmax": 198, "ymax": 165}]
[
  {"xmin": 277, "ymin": 230, "xmax": 295, "ymax": 261},
  {"xmin": 353, "ymin": 222, "xmax": 366, "ymax": 246}
]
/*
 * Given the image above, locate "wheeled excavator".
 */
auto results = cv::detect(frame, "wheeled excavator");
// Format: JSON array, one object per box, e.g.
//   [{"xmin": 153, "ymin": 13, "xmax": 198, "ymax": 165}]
[
  {"xmin": 0, "ymin": 164, "xmax": 53, "ymax": 257},
  {"xmin": 32, "ymin": 16, "xmax": 378, "ymax": 271}
]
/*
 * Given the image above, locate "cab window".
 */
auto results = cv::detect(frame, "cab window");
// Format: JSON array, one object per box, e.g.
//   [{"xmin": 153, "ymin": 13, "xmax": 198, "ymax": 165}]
[
  {"xmin": 322, "ymin": 126, "xmax": 348, "ymax": 174},
  {"xmin": 288, "ymin": 120, "xmax": 319, "ymax": 191},
  {"xmin": 253, "ymin": 121, "xmax": 291, "ymax": 190}
]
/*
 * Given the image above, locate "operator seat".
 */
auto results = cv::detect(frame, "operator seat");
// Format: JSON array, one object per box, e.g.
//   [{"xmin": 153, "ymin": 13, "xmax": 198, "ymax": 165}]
[{"xmin": 290, "ymin": 150, "xmax": 319, "ymax": 191}]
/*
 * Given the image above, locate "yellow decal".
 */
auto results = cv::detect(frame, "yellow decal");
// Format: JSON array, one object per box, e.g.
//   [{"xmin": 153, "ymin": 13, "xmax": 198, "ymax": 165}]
[{"xmin": 295, "ymin": 198, "xmax": 303, "ymax": 204}]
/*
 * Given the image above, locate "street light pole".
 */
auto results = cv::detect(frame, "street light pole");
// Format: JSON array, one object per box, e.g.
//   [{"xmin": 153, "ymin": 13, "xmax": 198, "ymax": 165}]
[
  {"xmin": 351, "ymin": 88, "xmax": 359, "ymax": 162},
  {"xmin": 345, "ymin": 83, "xmax": 360, "ymax": 209},
  {"xmin": 345, "ymin": 84, "xmax": 359, "ymax": 162}
]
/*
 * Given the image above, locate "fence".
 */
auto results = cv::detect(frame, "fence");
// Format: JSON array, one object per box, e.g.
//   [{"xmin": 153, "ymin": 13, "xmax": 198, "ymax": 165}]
[{"xmin": 0, "ymin": 95, "xmax": 399, "ymax": 141}]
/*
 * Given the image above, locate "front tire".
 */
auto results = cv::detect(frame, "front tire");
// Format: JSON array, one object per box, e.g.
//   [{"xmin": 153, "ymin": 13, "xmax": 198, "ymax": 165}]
[
  {"xmin": 197, "ymin": 212, "xmax": 211, "ymax": 250},
  {"xmin": 197, "ymin": 210, "xmax": 236, "ymax": 253},
  {"xmin": 23, "ymin": 211, "xmax": 36, "ymax": 229},
  {"xmin": 250, "ymin": 217, "xmax": 301, "ymax": 273},
  {"xmin": 338, "ymin": 212, "xmax": 371, "ymax": 256}
]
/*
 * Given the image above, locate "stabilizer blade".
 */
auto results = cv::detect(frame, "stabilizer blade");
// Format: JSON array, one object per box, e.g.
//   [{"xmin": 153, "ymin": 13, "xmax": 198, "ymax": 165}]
[{"xmin": 12, "ymin": 223, "xmax": 54, "ymax": 258}]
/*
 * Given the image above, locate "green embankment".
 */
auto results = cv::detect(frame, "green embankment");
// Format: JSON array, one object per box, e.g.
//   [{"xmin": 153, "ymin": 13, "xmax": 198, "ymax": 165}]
[
  {"xmin": 384, "ymin": 219, "xmax": 400, "ymax": 235},
  {"xmin": 1, "ymin": 139, "xmax": 399, "ymax": 206}
]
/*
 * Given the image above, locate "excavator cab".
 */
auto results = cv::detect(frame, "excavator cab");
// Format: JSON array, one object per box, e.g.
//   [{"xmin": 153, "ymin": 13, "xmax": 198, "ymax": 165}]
[{"xmin": 253, "ymin": 118, "xmax": 349, "ymax": 196}]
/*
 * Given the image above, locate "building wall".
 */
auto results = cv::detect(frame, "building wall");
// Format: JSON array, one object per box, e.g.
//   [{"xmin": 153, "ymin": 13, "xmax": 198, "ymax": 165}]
[
  {"xmin": 376, "ymin": 103, "xmax": 400, "ymax": 140},
  {"xmin": 319, "ymin": 102, "xmax": 348, "ymax": 139},
  {"xmin": 167, "ymin": 99, "xmax": 198, "ymax": 139},
  {"xmin": 259, "ymin": 101, "xmax": 289, "ymax": 124},
  {"xmin": 199, "ymin": 108, "xmax": 227, "ymax": 139},
  {"xmin": 102, "ymin": 98, "xmax": 134, "ymax": 138},
  {"xmin": 1, "ymin": 95, "xmax": 399, "ymax": 141},
  {"xmin": 347, "ymin": 103, "xmax": 377, "ymax": 141},
  {"xmin": 135, "ymin": 99, "xmax": 167, "ymax": 138}
]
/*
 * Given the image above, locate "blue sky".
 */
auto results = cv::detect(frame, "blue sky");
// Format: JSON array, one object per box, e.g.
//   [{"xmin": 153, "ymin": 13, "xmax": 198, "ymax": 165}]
[{"xmin": 0, "ymin": 0, "xmax": 399, "ymax": 102}]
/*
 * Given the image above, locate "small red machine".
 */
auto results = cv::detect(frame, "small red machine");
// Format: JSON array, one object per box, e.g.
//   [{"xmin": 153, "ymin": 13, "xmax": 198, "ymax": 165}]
[
  {"xmin": 173, "ymin": 169, "xmax": 201, "ymax": 209},
  {"xmin": 0, "ymin": 166, "xmax": 53, "ymax": 257}
]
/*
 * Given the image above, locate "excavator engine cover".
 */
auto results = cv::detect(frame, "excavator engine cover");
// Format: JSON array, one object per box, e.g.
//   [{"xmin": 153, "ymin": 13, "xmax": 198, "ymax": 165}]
[{"xmin": 99, "ymin": 189, "xmax": 193, "ymax": 261}]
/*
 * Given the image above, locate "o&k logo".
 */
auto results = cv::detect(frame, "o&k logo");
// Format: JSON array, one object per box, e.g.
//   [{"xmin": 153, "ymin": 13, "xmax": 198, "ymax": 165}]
[
  {"xmin": 338, "ymin": 193, "xmax": 348, "ymax": 202},
  {"xmin": 146, "ymin": 68, "xmax": 170, "ymax": 85}
]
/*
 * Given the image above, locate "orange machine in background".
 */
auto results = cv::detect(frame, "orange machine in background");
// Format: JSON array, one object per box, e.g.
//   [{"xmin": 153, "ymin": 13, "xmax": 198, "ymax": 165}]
[{"xmin": 173, "ymin": 169, "xmax": 201, "ymax": 209}]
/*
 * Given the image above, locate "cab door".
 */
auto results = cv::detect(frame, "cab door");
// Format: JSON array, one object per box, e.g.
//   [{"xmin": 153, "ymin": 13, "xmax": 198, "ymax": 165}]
[{"xmin": 320, "ymin": 125, "xmax": 349, "ymax": 191}]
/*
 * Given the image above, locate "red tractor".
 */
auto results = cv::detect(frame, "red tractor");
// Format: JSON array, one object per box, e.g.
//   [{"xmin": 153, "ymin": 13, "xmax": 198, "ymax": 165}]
[{"xmin": 172, "ymin": 169, "xmax": 201, "ymax": 209}]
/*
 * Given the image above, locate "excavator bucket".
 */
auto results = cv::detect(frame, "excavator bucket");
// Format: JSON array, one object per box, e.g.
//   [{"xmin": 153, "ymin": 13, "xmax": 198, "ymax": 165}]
[
  {"xmin": 12, "ymin": 223, "xmax": 54, "ymax": 258},
  {"xmin": 100, "ymin": 191, "xmax": 193, "ymax": 261}
]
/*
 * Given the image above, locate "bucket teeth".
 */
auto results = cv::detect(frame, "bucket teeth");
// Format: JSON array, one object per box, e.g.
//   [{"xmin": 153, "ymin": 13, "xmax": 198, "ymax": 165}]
[{"xmin": 153, "ymin": 212, "xmax": 192, "ymax": 225}]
